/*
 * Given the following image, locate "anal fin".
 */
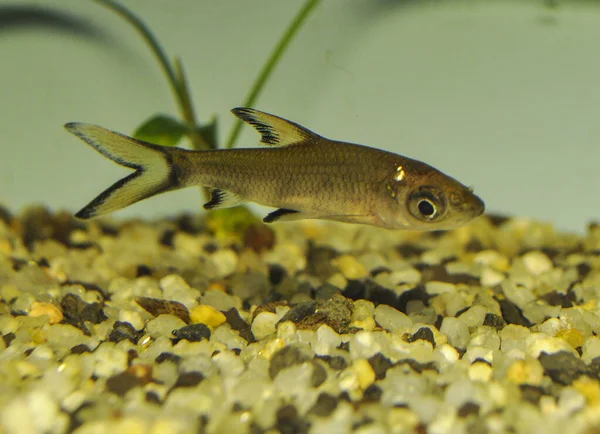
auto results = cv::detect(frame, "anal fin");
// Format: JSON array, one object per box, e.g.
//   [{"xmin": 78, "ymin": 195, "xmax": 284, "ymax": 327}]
[
  {"xmin": 203, "ymin": 189, "xmax": 244, "ymax": 210},
  {"xmin": 263, "ymin": 208, "xmax": 302, "ymax": 223}
]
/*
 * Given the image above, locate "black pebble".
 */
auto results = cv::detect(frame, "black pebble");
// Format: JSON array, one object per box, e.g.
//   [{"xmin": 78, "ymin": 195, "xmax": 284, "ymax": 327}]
[
  {"xmin": 465, "ymin": 238, "xmax": 485, "ymax": 253},
  {"xmin": 268, "ymin": 264, "xmax": 287, "ymax": 285},
  {"xmin": 172, "ymin": 323, "xmax": 211, "ymax": 343},
  {"xmin": 136, "ymin": 264, "xmax": 153, "ymax": 277},
  {"xmin": 538, "ymin": 351, "xmax": 591, "ymax": 385},
  {"xmin": 519, "ymin": 384, "xmax": 547, "ymax": 405},
  {"xmin": 108, "ymin": 321, "xmax": 140, "ymax": 344},
  {"xmin": 457, "ymin": 401, "xmax": 480, "ymax": 418},
  {"xmin": 106, "ymin": 372, "xmax": 141, "ymax": 396},
  {"xmin": 80, "ymin": 303, "xmax": 107, "ymax": 324},
  {"xmin": 576, "ymin": 263, "xmax": 592, "ymax": 279},
  {"xmin": 396, "ymin": 243, "xmax": 426, "ymax": 258},
  {"xmin": 363, "ymin": 384, "xmax": 383, "ymax": 402},
  {"xmin": 398, "ymin": 286, "xmax": 430, "ymax": 313},
  {"xmin": 224, "ymin": 308, "xmax": 255, "ymax": 343},
  {"xmin": 70, "ymin": 344, "xmax": 92, "ymax": 354},
  {"xmin": 308, "ymin": 393, "xmax": 338, "ymax": 417},
  {"xmin": 398, "ymin": 359, "xmax": 438, "ymax": 374},
  {"xmin": 2, "ymin": 332, "xmax": 16, "ymax": 347},
  {"xmin": 496, "ymin": 298, "xmax": 533, "ymax": 327},
  {"xmin": 368, "ymin": 353, "xmax": 394, "ymax": 380},
  {"xmin": 173, "ymin": 371, "xmax": 205, "ymax": 388},
  {"xmin": 310, "ymin": 361, "xmax": 327, "ymax": 387},
  {"xmin": 344, "ymin": 280, "xmax": 400, "ymax": 310},
  {"xmin": 316, "ymin": 355, "xmax": 348, "ymax": 371},
  {"xmin": 145, "ymin": 391, "xmax": 161, "ymax": 404},
  {"xmin": 155, "ymin": 352, "xmax": 182, "ymax": 365},
  {"xmin": 276, "ymin": 405, "xmax": 310, "ymax": 434},
  {"xmin": 278, "ymin": 301, "xmax": 317, "ymax": 324},
  {"xmin": 541, "ymin": 291, "xmax": 573, "ymax": 308},
  {"xmin": 159, "ymin": 229, "xmax": 176, "ymax": 248},
  {"xmin": 269, "ymin": 346, "xmax": 312, "ymax": 379},
  {"xmin": 408, "ymin": 327, "xmax": 436, "ymax": 345},
  {"xmin": 483, "ymin": 313, "xmax": 507, "ymax": 330}
]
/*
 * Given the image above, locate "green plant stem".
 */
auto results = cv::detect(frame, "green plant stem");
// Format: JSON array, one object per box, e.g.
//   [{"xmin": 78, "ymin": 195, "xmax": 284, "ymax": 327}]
[
  {"xmin": 94, "ymin": 0, "xmax": 209, "ymax": 150},
  {"xmin": 225, "ymin": 0, "xmax": 322, "ymax": 149},
  {"xmin": 174, "ymin": 58, "xmax": 210, "ymax": 150}
]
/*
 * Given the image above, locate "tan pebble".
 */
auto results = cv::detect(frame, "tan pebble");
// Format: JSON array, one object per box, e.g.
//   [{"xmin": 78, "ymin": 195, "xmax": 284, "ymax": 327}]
[
  {"xmin": 557, "ymin": 328, "xmax": 585, "ymax": 349},
  {"xmin": 128, "ymin": 364, "xmax": 153, "ymax": 384},
  {"xmin": 0, "ymin": 238, "xmax": 12, "ymax": 255},
  {"xmin": 29, "ymin": 302, "xmax": 63, "ymax": 324},
  {"xmin": 468, "ymin": 361, "xmax": 492, "ymax": 382},
  {"xmin": 207, "ymin": 281, "xmax": 227, "ymax": 292},
  {"xmin": 350, "ymin": 317, "xmax": 376, "ymax": 332},
  {"xmin": 69, "ymin": 229, "xmax": 89, "ymax": 244},
  {"xmin": 353, "ymin": 359, "xmax": 375, "ymax": 389},
  {"xmin": 260, "ymin": 338, "xmax": 286, "ymax": 359},
  {"xmin": 45, "ymin": 267, "xmax": 67, "ymax": 283},
  {"xmin": 190, "ymin": 305, "xmax": 226, "ymax": 328},
  {"xmin": 573, "ymin": 376, "xmax": 600, "ymax": 405},
  {"xmin": 507, "ymin": 359, "xmax": 544, "ymax": 385},
  {"xmin": 481, "ymin": 268, "xmax": 505, "ymax": 287},
  {"xmin": 327, "ymin": 273, "xmax": 348, "ymax": 289},
  {"xmin": 332, "ymin": 255, "xmax": 368, "ymax": 280},
  {"xmin": 580, "ymin": 300, "xmax": 597, "ymax": 311},
  {"xmin": 473, "ymin": 250, "xmax": 510, "ymax": 271}
]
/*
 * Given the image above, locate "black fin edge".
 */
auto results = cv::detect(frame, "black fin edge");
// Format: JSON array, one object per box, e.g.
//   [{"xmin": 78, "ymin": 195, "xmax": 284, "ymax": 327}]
[
  {"xmin": 263, "ymin": 208, "xmax": 300, "ymax": 223},
  {"xmin": 203, "ymin": 189, "xmax": 225, "ymax": 210},
  {"xmin": 231, "ymin": 107, "xmax": 279, "ymax": 145}
]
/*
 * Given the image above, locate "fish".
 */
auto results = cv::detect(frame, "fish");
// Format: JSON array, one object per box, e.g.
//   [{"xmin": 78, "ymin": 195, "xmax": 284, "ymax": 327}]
[{"xmin": 65, "ymin": 108, "xmax": 484, "ymax": 230}]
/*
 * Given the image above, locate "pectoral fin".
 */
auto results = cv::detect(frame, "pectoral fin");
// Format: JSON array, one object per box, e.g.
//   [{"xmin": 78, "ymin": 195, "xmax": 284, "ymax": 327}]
[{"xmin": 231, "ymin": 107, "xmax": 320, "ymax": 147}]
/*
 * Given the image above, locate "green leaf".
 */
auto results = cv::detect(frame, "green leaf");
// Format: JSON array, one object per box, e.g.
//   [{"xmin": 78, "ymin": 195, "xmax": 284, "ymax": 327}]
[
  {"xmin": 195, "ymin": 116, "xmax": 219, "ymax": 149},
  {"xmin": 133, "ymin": 114, "xmax": 188, "ymax": 147}
]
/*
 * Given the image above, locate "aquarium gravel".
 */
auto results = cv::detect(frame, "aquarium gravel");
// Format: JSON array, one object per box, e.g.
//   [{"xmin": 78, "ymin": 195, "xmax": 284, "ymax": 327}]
[{"xmin": 1, "ymin": 205, "xmax": 600, "ymax": 434}]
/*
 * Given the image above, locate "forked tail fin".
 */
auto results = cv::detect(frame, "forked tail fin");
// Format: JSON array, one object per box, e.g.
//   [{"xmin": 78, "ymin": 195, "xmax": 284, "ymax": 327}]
[{"xmin": 65, "ymin": 123, "xmax": 181, "ymax": 219}]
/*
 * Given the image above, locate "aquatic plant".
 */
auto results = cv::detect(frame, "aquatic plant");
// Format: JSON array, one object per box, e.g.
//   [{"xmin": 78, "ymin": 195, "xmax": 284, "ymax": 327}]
[{"xmin": 94, "ymin": 0, "xmax": 320, "ymax": 153}]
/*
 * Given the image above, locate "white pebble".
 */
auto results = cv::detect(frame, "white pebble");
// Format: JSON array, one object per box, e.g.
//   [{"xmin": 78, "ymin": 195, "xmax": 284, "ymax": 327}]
[
  {"xmin": 146, "ymin": 314, "xmax": 187, "ymax": 339},
  {"xmin": 92, "ymin": 343, "xmax": 128, "ymax": 378},
  {"xmin": 481, "ymin": 268, "xmax": 505, "ymax": 287},
  {"xmin": 251, "ymin": 312, "xmax": 279, "ymax": 340},
  {"xmin": 312, "ymin": 324, "xmax": 342, "ymax": 356},
  {"xmin": 208, "ymin": 249, "xmax": 239, "ymax": 277},
  {"xmin": 522, "ymin": 251, "xmax": 553, "ymax": 276},
  {"xmin": 582, "ymin": 336, "xmax": 600, "ymax": 363},
  {"xmin": 390, "ymin": 268, "xmax": 422, "ymax": 285},
  {"xmin": 118, "ymin": 310, "xmax": 144, "ymax": 331},
  {"xmin": 425, "ymin": 281, "xmax": 456, "ymax": 295},
  {"xmin": 374, "ymin": 304, "xmax": 411, "ymax": 332},
  {"xmin": 440, "ymin": 317, "xmax": 471, "ymax": 349}
]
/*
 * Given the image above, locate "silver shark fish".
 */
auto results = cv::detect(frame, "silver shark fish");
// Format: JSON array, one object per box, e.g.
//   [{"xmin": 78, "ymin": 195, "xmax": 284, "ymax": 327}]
[{"xmin": 65, "ymin": 108, "xmax": 484, "ymax": 230}]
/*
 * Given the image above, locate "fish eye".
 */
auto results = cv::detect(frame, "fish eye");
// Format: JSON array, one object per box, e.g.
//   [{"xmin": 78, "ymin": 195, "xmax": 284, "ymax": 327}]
[
  {"xmin": 407, "ymin": 187, "xmax": 447, "ymax": 222},
  {"xmin": 418, "ymin": 199, "xmax": 435, "ymax": 217}
]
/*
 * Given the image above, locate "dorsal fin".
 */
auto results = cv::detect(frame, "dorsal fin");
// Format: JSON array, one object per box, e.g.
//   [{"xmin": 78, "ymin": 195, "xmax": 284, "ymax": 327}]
[{"xmin": 231, "ymin": 107, "xmax": 319, "ymax": 147}]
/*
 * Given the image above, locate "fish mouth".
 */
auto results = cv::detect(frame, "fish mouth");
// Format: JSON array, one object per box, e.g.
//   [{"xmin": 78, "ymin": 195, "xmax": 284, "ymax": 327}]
[{"xmin": 471, "ymin": 194, "xmax": 486, "ymax": 218}]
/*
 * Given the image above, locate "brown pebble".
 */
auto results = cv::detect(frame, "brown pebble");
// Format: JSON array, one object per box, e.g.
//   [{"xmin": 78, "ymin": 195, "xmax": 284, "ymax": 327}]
[
  {"xmin": 135, "ymin": 296, "xmax": 191, "ymax": 324},
  {"xmin": 243, "ymin": 223, "xmax": 275, "ymax": 252},
  {"xmin": 173, "ymin": 372, "xmax": 204, "ymax": 388}
]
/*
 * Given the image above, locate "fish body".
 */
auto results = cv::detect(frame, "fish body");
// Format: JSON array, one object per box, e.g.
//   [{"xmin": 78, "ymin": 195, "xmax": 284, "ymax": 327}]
[{"xmin": 66, "ymin": 108, "xmax": 484, "ymax": 230}]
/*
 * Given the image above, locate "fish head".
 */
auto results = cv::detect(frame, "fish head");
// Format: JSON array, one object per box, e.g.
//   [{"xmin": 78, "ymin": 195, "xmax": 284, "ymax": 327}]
[{"xmin": 380, "ymin": 161, "xmax": 485, "ymax": 230}]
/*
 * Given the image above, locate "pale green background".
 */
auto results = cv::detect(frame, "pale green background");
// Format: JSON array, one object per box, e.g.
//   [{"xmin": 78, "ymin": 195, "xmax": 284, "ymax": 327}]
[{"xmin": 1, "ymin": 0, "xmax": 599, "ymax": 232}]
